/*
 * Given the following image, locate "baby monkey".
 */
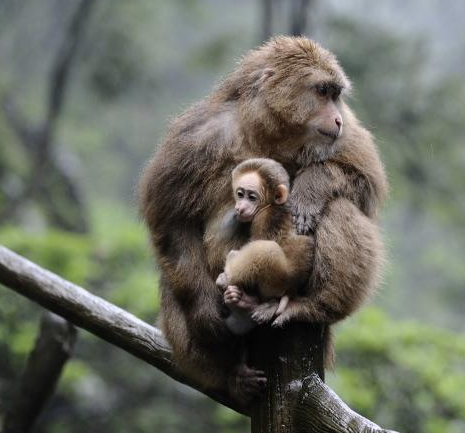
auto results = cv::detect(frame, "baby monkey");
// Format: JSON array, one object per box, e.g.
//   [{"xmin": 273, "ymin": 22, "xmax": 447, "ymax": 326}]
[{"xmin": 216, "ymin": 158, "xmax": 314, "ymax": 335}]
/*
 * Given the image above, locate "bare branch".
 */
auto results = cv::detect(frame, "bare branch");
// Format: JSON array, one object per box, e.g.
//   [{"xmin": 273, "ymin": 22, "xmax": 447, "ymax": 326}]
[
  {"xmin": 46, "ymin": 0, "xmax": 96, "ymax": 133},
  {"xmin": 0, "ymin": 0, "xmax": 94, "ymax": 231},
  {"xmin": 0, "ymin": 245, "xmax": 245, "ymax": 415},
  {"xmin": 1, "ymin": 95, "xmax": 38, "ymax": 151}
]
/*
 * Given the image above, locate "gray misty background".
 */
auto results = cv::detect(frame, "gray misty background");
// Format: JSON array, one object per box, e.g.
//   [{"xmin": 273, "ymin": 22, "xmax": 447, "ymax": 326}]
[{"xmin": 0, "ymin": 1, "xmax": 464, "ymax": 433}]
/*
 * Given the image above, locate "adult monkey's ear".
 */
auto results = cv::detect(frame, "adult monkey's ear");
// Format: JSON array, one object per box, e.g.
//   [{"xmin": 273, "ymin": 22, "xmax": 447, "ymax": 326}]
[
  {"xmin": 256, "ymin": 68, "xmax": 275, "ymax": 86},
  {"xmin": 274, "ymin": 184, "xmax": 289, "ymax": 204}
]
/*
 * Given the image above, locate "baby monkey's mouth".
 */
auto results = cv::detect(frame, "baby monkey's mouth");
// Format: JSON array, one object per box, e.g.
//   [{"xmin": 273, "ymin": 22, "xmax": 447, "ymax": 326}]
[{"xmin": 235, "ymin": 213, "xmax": 254, "ymax": 223}]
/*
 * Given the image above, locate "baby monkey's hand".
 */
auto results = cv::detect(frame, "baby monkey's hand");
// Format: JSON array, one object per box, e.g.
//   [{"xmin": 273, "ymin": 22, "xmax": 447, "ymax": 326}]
[{"xmin": 224, "ymin": 286, "xmax": 258, "ymax": 311}]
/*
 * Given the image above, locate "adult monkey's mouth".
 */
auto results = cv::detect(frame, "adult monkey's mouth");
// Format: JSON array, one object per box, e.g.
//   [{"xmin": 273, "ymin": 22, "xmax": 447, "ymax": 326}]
[{"xmin": 317, "ymin": 128, "xmax": 339, "ymax": 140}]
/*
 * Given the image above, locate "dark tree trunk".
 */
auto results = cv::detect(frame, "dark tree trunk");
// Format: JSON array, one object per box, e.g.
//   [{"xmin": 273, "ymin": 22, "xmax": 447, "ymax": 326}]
[
  {"xmin": 260, "ymin": 0, "xmax": 273, "ymax": 42},
  {"xmin": 2, "ymin": 313, "xmax": 77, "ymax": 433},
  {"xmin": 289, "ymin": 0, "xmax": 312, "ymax": 36},
  {"xmin": 250, "ymin": 322, "xmax": 325, "ymax": 433}
]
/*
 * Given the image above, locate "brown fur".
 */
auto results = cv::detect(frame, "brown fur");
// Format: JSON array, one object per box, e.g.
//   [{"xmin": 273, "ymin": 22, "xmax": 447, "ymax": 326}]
[{"xmin": 139, "ymin": 36, "xmax": 387, "ymax": 391}]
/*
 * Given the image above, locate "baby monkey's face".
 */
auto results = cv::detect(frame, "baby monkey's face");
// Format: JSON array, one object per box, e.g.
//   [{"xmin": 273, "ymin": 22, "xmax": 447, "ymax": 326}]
[{"xmin": 232, "ymin": 172, "xmax": 266, "ymax": 223}]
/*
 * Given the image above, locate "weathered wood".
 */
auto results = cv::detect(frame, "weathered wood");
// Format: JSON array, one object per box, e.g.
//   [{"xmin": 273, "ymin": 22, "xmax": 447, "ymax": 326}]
[
  {"xmin": 249, "ymin": 324, "xmax": 400, "ymax": 433},
  {"xmin": 249, "ymin": 322, "xmax": 325, "ymax": 433},
  {"xmin": 3, "ymin": 313, "xmax": 77, "ymax": 433},
  {"xmin": 0, "ymin": 245, "xmax": 244, "ymax": 415},
  {"xmin": 295, "ymin": 374, "xmax": 400, "ymax": 433}
]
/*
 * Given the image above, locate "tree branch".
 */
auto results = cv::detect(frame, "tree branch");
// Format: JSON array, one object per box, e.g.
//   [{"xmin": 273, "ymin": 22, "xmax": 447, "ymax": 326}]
[
  {"xmin": 0, "ymin": 245, "xmax": 244, "ymax": 415},
  {"xmin": 0, "ymin": 0, "xmax": 94, "ymax": 232},
  {"xmin": 46, "ymin": 0, "xmax": 96, "ymax": 133}
]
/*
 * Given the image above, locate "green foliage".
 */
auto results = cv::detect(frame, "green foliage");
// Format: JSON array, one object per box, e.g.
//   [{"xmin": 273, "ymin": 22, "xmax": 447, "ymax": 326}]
[
  {"xmin": 0, "ymin": 226, "xmax": 93, "ymax": 285},
  {"xmin": 331, "ymin": 308, "xmax": 465, "ymax": 433}
]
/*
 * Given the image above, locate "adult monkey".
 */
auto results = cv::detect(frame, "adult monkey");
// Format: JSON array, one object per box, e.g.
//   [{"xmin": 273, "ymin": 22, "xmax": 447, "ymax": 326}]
[{"xmin": 139, "ymin": 36, "xmax": 387, "ymax": 400}]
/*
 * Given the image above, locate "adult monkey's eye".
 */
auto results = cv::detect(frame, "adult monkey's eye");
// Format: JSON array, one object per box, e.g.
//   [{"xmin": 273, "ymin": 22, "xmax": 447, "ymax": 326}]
[
  {"xmin": 316, "ymin": 83, "xmax": 329, "ymax": 97},
  {"xmin": 332, "ymin": 85, "xmax": 342, "ymax": 101},
  {"xmin": 315, "ymin": 83, "xmax": 329, "ymax": 98}
]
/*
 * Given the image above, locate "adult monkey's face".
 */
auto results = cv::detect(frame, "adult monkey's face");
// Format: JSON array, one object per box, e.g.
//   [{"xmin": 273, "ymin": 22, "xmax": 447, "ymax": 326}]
[{"xmin": 239, "ymin": 36, "xmax": 350, "ymax": 163}]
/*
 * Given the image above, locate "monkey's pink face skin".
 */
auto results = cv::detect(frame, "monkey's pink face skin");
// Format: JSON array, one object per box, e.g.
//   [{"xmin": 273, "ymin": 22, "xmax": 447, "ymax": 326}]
[
  {"xmin": 310, "ymin": 83, "xmax": 343, "ymax": 140},
  {"xmin": 233, "ymin": 172, "xmax": 266, "ymax": 223}
]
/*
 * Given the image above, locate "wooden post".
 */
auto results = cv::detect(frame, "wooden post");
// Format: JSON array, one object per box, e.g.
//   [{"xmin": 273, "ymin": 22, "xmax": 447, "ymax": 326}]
[
  {"xmin": 249, "ymin": 322, "xmax": 400, "ymax": 433},
  {"xmin": 249, "ymin": 322, "xmax": 325, "ymax": 433}
]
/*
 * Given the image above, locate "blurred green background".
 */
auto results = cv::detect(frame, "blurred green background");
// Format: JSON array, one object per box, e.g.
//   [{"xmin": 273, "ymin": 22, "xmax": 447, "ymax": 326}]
[{"xmin": 0, "ymin": 1, "xmax": 464, "ymax": 432}]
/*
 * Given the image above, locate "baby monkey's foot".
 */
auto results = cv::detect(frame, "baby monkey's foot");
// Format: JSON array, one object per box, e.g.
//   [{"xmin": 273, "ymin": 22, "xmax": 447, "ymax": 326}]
[
  {"xmin": 224, "ymin": 286, "xmax": 259, "ymax": 311},
  {"xmin": 251, "ymin": 301, "xmax": 279, "ymax": 324}
]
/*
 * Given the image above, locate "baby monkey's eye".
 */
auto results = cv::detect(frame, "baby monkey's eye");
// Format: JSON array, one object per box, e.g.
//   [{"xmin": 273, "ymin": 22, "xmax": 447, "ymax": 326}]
[
  {"xmin": 248, "ymin": 193, "xmax": 258, "ymax": 202},
  {"xmin": 236, "ymin": 190, "xmax": 244, "ymax": 198}
]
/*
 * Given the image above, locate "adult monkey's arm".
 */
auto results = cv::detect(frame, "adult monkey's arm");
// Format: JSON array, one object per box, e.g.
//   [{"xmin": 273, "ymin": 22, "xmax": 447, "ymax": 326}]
[
  {"xmin": 271, "ymin": 197, "xmax": 383, "ymax": 327},
  {"xmin": 151, "ymin": 223, "xmax": 231, "ymax": 341}
]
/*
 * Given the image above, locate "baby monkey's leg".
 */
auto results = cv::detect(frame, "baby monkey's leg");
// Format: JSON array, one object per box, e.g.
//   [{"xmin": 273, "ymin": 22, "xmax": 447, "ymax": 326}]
[{"xmin": 226, "ymin": 240, "xmax": 289, "ymax": 295}]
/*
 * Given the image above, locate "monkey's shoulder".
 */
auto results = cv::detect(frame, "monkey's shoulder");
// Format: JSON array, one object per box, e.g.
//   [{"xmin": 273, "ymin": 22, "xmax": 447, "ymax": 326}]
[{"xmin": 166, "ymin": 100, "xmax": 240, "ymax": 153}]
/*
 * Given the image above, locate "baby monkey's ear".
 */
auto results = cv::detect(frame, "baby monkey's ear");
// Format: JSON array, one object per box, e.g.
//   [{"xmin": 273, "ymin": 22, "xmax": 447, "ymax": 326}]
[{"xmin": 274, "ymin": 184, "xmax": 289, "ymax": 205}]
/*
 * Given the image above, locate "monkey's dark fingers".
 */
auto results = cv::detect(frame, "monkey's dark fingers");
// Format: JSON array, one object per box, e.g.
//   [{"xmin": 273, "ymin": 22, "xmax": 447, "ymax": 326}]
[
  {"xmin": 237, "ymin": 367, "xmax": 267, "ymax": 394},
  {"xmin": 246, "ymin": 378, "xmax": 267, "ymax": 393},
  {"xmin": 240, "ymin": 379, "xmax": 266, "ymax": 396},
  {"xmin": 295, "ymin": 214, "xmax": 312, "ymax": 236},
  {"xmin": 240, "ymin": 366, "xmax": 266, "ymax": 378},
  {"xmin": 229, "ymin": 361, "xmax": 268, "ymax": 400},
  {"xmin": 294, "ymin": 213, "xmax": 306, "ymax": 233}
]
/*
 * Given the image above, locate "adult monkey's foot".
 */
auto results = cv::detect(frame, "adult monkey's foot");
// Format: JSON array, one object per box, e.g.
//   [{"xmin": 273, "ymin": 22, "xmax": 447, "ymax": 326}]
[
  {"xmin": 224, "ymin": 286, "xmax": 259, "ymax": 311},
  {"xmin": 251, "ymin": 300, "xmax": 279, "ymax": 324},
  {"xmin": 228, "ymin": 363, "xmax": 267, "ymax": 402}
]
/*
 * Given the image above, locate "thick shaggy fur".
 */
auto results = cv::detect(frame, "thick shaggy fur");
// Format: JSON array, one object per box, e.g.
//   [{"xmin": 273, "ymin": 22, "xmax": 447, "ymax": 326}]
[{"xmin": 139, "ymin": 36, "xmax": 387, "ymax": 391}]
